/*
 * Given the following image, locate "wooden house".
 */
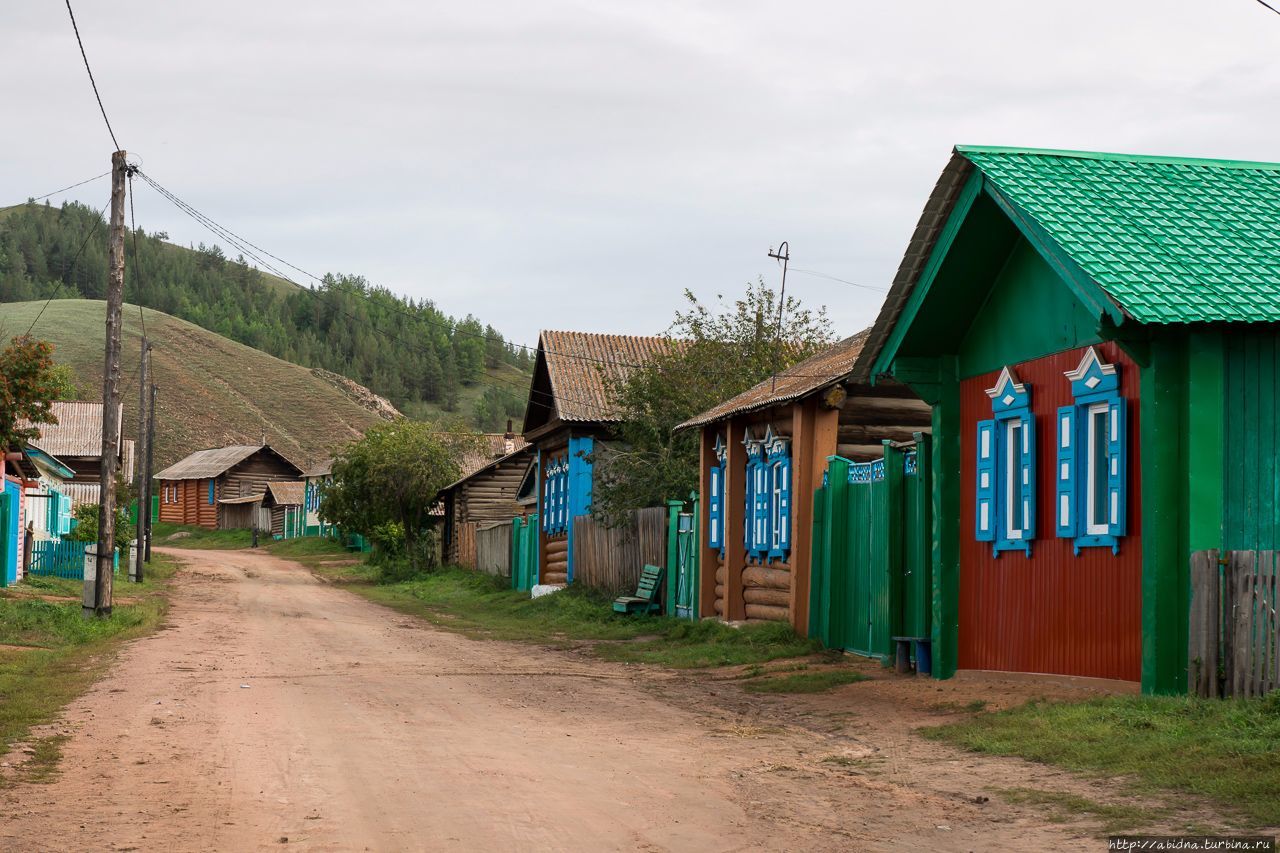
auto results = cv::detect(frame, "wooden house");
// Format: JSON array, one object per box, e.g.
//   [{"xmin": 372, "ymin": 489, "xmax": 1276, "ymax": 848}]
[
  {"xmin": 855, "ymin": 145, "xmax": 1280, "ymax": 694},
  {"xmin": 438, "ymin": 428, "xmax": 532, "ymax": 567},
  {"xmin": 262, "ymin": 481, "xmax": 305, "ymax": 538},
  {"xmin": 1, "ymin": 451, "xmax": 29, "ymax": 585},
  {"xmin": 17, "ymin": 446, "xmax": 74, "ymax": 542},
  {"xmin": 521, "ymin": 330, "xmax": 671, "ymax": 587},
  {"xmin": 303, "ymin": 460, "xmax": 333, "ymax": 537},
  {"xmin": 21, "ymin": 401, "xmax": 135, "ymax": 508},
  {"xmin": 154, "ymin": 445, "xmax": 303, "ymax": 530},
  {"xmin": 677, "ymin": 332, "xmax": 931, "ymax": 634}
]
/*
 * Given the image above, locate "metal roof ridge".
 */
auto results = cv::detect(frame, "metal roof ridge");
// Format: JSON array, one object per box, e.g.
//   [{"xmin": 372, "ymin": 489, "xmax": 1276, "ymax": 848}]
[{"xmin": 956, "ymin": 144, "xmax": 1280, "ymax": 171}]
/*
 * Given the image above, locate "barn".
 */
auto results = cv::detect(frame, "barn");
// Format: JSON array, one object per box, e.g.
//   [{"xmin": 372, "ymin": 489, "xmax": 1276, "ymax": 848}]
[
  {"xmin": 154, "ymin": 445, "xmax": 303, "ymax": 530},
  {"xmin": 856, "ymin": 146, "xmax": 1280, "ymax": 694}
]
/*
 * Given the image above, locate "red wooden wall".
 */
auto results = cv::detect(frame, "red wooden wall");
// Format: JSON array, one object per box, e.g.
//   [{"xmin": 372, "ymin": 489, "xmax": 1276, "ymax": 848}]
[
  {"xmin": 958, "ymin": 343, "xmax": 1142, "ymax": 681},
  {"xmin": 157, "ymin": 478, "xmax": 218, "ymax": 529}
]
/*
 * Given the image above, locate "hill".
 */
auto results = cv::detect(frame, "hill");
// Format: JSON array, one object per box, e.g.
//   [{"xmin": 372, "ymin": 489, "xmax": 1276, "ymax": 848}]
[
  {"xmin": 1, "ymin": 300, "xmax": 397, "ymax": 470},
  {"xmin": 0, "ymin": 200, "xmax": 533, "ymax": 428}
]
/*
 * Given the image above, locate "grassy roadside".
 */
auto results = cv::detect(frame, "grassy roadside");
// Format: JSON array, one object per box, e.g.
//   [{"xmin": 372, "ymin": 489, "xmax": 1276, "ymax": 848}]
[
  {"xmin": 151, "ymin": 522, "xmax": 253, "ymax": 550},
  {"xmin": 923, "ymin": 694, "xmax": 1280, "ymax": 828},
  {"xmin": 0, "ymin": 553, "xmax": 179, "ymax": 780}
]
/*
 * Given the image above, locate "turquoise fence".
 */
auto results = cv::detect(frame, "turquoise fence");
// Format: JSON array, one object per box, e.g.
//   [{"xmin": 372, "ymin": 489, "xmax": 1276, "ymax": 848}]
[{"xmin": 27, "ymin": 540, "xmax": 119, "ymax": 579}]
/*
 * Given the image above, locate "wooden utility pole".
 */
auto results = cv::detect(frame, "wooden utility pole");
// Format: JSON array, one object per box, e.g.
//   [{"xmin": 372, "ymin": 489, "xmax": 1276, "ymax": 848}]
[
  {"xmin": 142, "ymin": 382, "xmax": 157, "ymax": 565},
  {"xmin": 90, "ymin": 149, "xmax": 128, "ymax": 617},
  {"xmin": 132, "ymin": 339, "xmax": 150, "ymax": 582}
]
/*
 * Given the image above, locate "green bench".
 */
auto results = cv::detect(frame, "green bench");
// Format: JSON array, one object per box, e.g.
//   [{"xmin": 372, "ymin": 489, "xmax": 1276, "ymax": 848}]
[{"xmin": 612, "ymin": 564, "xmax": 665, "ymax": 615}]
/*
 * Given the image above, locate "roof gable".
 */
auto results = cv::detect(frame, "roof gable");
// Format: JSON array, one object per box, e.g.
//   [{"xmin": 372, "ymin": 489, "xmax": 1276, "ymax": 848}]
[
  {"xmin": 21, "ymin": 401, "xmax": 123, "ymax": 459},
  {"xmin": 154, "ymin": 445, "xmax": 303, "ymax": 481},
  {"xmin": 522, "ymin": 330, "xmax": 671, "ymax": 431}
]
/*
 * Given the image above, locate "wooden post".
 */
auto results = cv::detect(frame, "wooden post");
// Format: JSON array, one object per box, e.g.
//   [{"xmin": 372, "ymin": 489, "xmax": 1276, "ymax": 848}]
[
  {"xmin": 142, "ymin": 382, "xmax": 156, "ymax": 563},
  {"xmin": 788, "ymin": 398, "xmax": 834, "ymax": 635},
  {"xmin": 723, "ymin": 419, "xmax": 747, "ymax": 621},
  {"xmin": 89, "ymin": 150, "xmax": 128, "ymax": 618}
]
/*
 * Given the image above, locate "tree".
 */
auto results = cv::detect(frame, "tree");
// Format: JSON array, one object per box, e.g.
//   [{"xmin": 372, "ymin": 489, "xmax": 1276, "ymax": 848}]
[
  {"xmin": 0, "ymin": 335, "xmax": 62, "ymax": 450},
  {"xmin": 319, "ymin": 422, "xmax": 472, "ymax": 572},
  {"xmin": 68, "ymin": 475, "xmax": 135, "ymax": 551},
  {"xmin": 591, "ymin": 279, "xmax": 833, "ymax": 526}
]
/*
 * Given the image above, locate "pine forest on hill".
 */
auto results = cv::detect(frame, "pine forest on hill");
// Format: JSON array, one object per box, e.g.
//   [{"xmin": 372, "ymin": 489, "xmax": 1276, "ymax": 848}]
[{"xmin": 0, "ymin": 200, "xmax": 531, "ymax": 431}]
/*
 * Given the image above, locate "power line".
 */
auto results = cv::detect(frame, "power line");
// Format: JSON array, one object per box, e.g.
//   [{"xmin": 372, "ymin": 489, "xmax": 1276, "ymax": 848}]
[
  {"xmin": 26, "ymin": 197, "xmax": 110, "ymax": 335},
  {"xmin": 127, "ymin": 173, "xmax": 146, "ymax": 338},
  {"xmin": 63, "ymin": 0, "xmax": 120, "ymax": 150},
  {"xmin": 0, "ymin": 170, "xmax": 112, "ymax": 213},
  {"xmin": 1252, "ymin": 0, "xmax": 1280, "ymax": 15},
  {"xmin": 789, "ymin": 267, "xmax": 888, "ymax": 292}
]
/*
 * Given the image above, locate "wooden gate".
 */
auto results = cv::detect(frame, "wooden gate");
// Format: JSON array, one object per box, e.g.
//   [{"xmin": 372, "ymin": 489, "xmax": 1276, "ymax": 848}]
[
  {"xmin": 511, "ymin": 514, "xmax": 539, "ymax": 592},
  {"xmin": 475, "ymin": 522, "xmax": 511, "ymax": 578},
  {"xmin": 809, "ymin": 437, "xmax": 932, "ymax": 662},
  {"xmin": 1189, "ymin": 550, "xmax": 1280, "ymax": 698},
  {"xmin": 666, "ymin": 494, "xmax": 699, "ymax": 619}
]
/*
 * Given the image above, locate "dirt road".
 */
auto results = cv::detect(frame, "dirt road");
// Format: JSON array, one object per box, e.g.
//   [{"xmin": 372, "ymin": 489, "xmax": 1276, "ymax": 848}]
[{"xmin": 1, "ymin": 549, "xmax": 1147, "ymax": 851}]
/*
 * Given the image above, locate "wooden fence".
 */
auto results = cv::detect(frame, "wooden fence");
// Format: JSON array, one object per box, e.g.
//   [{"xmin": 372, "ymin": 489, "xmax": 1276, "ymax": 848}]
[
  {"xmin": 1189, "ymin": 550, "xmax": 1280, "ymax": 698},
  {"xmin": 572, "ymin": 507, "xmax": 667, "ymax": 595},
  {"xmin": 475, "ymin": 522, "xmax": 511, "ymax": 578},
  {"xmin": 455, "ymin": 522, "xmax": 477, "ymax": 569}
]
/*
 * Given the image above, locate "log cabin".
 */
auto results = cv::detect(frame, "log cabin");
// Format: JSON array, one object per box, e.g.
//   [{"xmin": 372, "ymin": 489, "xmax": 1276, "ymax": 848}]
[
  {"xmin": 521, "ymin": 330, "xmax": 671, "ymax": 587},
  {"xmin": 677, "ymin": 331, "xmax": 931, "ymax": 634},
  {"xmin": 262, "ymin": 481, "xmax": 305, "ymax": 538},
  {"xmin": 438, "ymin": 427, "xmax": 532, "ymax": 568},
  {"xmin": 855, "ymin": 145, "xmax": 1280, "ymax": 694},
  {"xmin": 154, "ymin": 444, "xmax": 303, "ymax": 530}
]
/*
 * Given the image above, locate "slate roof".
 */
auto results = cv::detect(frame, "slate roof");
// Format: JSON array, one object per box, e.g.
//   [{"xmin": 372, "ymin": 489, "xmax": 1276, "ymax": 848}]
[
  {"xmin": 536, "ymin": 331, "xmax": 672, "ymax": 423},
  {"xmin": 154, "ymin": 445, "xmax": 301, "ymax": 481},
  {"xmin": 856, "ymin": 146, "xmax": 1280, "ymax": 379},
  {"xmin": 22, "ymin": 401, "xmax": 124, "ymax": 458},
  {"xmin": 678, "ymin": 331, "xmax": 870, "ymax": 430},
  {"xmin": 265, "ymin": 481, "xmax": 304, "ymax": 506},
  {"xmin": 305, "ymin": 459, "xmax": 333, "ymax": 478}
]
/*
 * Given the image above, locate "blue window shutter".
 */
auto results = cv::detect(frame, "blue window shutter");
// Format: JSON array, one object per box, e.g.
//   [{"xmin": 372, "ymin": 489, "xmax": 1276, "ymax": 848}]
[
  {"xmin": 1056, "ymin": 406, "xmax": 1077, "ymax": 538},
  {"xmin": 757, "ymin": 464, "xmax": 769, "ymax": 557},
  {"xmin": 975, "ymin": 419, "xmax": 996, "ymax": 542},
  {"xmin": 708, "ymin": 465, "xmax": 722, "ymax": 550},
  {"xmin": 1019, "ymin": 411, "xmax": 1036, "ymax": 541},
  {"xmin": 778, "ymin": 457, "xmax": 791, "ymax": 551},
  {"xmin": 1107, "ymin": 398, "xmax": 1127, "ymax": 537},
  {"xmin": 208, "ymin": 480, "xmax": 215, "ymax": 505}
]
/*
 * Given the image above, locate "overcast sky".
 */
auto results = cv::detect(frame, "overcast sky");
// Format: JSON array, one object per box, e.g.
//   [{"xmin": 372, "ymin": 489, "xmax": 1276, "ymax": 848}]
[{"xmin": 4, "ymin": 1, "xmax": 1278, "ymax": 348}]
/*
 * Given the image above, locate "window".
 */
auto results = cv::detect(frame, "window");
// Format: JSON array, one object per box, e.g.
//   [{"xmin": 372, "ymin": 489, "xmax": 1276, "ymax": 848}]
[
  {"xmin": 742, "ymin": 426, "xmax": 791, "ymax": 561},
  {"xmin": 976, "ymin": 366, "xmax": 1035, "ymax": 556},
  {"xmin": 541, "ymin": 454, "xmax": 570, "ymax": 535},
  {"xmin": 765, "ymin": 429, "xmax": 791, "ymax": 559},
  {"xmin": 708, "ymin": 435, "xmax": 726, "ymax": 551},
  {"xmin": 1057, "ymin": 347, "xmax": 1127, "ymax": 553}
]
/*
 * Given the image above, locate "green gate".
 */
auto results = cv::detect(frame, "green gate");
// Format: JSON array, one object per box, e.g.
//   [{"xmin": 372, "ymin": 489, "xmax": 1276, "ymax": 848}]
[
  {"xmin": 809, "ymin": 436, "xmax": 932, "ymax": 662},
  {"xmin": 665, "ymin": 493, "xmax": 699, "ymax": 619},
  {"xmin": 511, "ymin": 513, "xmax": 539, "ymax": 592}
]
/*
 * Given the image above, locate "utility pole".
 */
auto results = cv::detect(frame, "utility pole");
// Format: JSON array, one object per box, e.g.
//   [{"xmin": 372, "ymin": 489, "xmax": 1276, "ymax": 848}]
[
  {"xmin": 132, "ymin": 339, "xmax": 150, "ymax": 582},
  {"xmin": 90, "ymin": 149, "xmax": 128, "ymax": 618},
  {"xmin": 767, "ymin": 241, "xmax": 790, "ymax": 395},
  {"xmin": 142, "ymin": 382, "xmax": 156, "ymax": 565}
]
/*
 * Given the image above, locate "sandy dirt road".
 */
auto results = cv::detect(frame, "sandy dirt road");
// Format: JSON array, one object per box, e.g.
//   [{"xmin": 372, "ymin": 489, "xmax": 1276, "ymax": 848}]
[{"xmin": 0, "ymin": 549, "xmax": 1161, "ymax": 852}]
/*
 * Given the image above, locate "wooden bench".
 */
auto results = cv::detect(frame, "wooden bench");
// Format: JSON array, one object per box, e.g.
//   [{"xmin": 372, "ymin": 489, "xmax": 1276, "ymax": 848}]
[{"xmin": 612, "ymin": 564, "xmax": 665, "ymax": 615}]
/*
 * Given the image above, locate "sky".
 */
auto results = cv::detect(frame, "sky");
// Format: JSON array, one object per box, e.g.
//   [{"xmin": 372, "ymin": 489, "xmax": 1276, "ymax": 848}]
[{"xmin": 3, "ymin": 1, "xmax": 1279, "ymax": 349}]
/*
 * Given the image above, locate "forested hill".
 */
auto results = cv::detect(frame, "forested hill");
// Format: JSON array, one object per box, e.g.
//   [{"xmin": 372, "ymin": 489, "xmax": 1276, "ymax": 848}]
[{"xmin": 0, "ymin": 200, "xmax": 530, "ymax": 429}]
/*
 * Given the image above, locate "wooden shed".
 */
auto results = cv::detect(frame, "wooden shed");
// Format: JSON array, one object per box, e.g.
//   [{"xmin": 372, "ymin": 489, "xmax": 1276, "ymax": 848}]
[
  {"xmin": 522, "ymin": 330, "xmax": 671, "ymax": 587},
  {"xmin": 677, "ymin": 332, "xmax": 931, "ymax": 634},
  {"xmin": 262, "ymin": 481, "xmax": 305, "ymax": 538},
  {"xmin": 438, "ymin": 429, "xmax": 532, "ymax": 568},
  {"xmin": 154, "ymin": 444, "xmax": 304, "ymax": 530},
  {"xmin": 856, "ymin": 145, "xmax": 1280, "ymax": 695}
]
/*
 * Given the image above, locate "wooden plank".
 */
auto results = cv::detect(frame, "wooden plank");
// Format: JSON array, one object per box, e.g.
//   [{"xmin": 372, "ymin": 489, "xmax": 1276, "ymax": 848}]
[
  {"xmin": 1232, "ymin": 551, "xmax": 1255, "ymax": 698},
  {"xmin": 1224, "ymin": 552, "xmax": 1237, "ymax": 696}
]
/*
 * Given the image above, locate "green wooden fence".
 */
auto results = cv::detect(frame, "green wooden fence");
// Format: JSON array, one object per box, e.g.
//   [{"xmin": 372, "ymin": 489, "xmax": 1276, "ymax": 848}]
[
  {"xmin": 28, "ymin": 540, "xmax": 89, "ymax": 579},
  {"xmin": 511, "ymin": 513, "xmax": 539, "ymax": 592},
  {"xmin": 809, "ymin": 435, "xmax": 932, "ymax": 664},
  {"xmin": 666, "ymin": 493, "xmax": 699, "ymax": 619}
]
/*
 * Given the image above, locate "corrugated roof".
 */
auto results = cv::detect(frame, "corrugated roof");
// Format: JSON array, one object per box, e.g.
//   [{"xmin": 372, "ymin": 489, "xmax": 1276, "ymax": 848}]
[
  {"xmin": 265, "ymin": 481, "xmax": 304, "ymax": 506},
  {"xmin": 305, "ymin": 459, "xmax": 333, "ymax": 478},
  {"xmin": 454, "ymin": 434, "xmax": 529, "ymax": 482},
  {"xmin": 154, "ymin": 445, "xmax": 300, "ymax": 481},
  {"xmin": 21, "ymin": 401, "xmax": 124, "ymax": 459},
  {"xmin": 538, "ymin": 330, "xmax": 673, "ymax": 423},
  {"xmin": 678, "ymin": 331, "xmax": 870, "ymax": 430},
  {"xmin": 218, "ymin": 493, "xmax": 264, "ymax": 505}
]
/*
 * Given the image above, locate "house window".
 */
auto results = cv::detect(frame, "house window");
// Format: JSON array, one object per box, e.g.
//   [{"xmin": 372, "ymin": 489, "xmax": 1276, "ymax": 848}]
[
  {"xmin": 207, "ymin": 480, "xmax": 215, "ymax": 505},
  {"xmin": 708, "ymin": 435, "xmax": 726, "ymax": 551},
  {"xmin": 1057, "ymin": 347, "xmax": 1127, "ymax": 554},
  {"xmin": 976, "ymin": 366, "xmax": 1036, "ymax": 556},
  {"xmin": 541, "ymin": 455, "xmax": 569, "ymax": 535},
  {"xmin": 743, "ymin": 427, "xmax": 791, "ymax": 561}
]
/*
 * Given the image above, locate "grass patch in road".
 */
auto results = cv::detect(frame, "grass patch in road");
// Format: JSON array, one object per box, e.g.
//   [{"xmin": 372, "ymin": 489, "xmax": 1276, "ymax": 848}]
[
  {"xmin": 923, "ymin": 694, "xmax": 1280, "ymax": 827},
  {"xmin": 742, "ymin": 669, "xmax": 868, "ymax": 694},
  {"xmin": 344, "ymin": 565, "xmax": 818, "ymax": 669},
  {"xmin": 152, "ymin": 522, "xmax": 252, "ymax": 550},
  {"xmin": 0, "ymin": 553, "xmax": 178, "ymax": 767},
  {"xmin": 995, "ymin": 787, "xmax": 1163, "ymax": 834},
  {"xmin": 265, "ymin": 537, "xmax": 367, "ymax": 574}
]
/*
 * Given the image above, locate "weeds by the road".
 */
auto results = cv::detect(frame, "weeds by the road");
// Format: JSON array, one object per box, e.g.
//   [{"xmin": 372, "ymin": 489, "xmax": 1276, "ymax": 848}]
[
  {"xmin": 924, "ymin": 693, "xmax": 1280, "ymax": 827},
  {"xmin": 0, "ymin": 553, "xmax": 178, "ymax": 769},
  {"xmin": 741, "ymin": 669, "xmax": 868, "ymax": 694},
  {"xmin": 152, "ymin": 522, "xmax": 252, "ymax": 550},
  {"xmin": 994, "ymin": 787, "xmax": 1163, "ymax": 834},
  {"xmin": 341, "ymin": 565, "xmax": 819, "ymax": 669}
]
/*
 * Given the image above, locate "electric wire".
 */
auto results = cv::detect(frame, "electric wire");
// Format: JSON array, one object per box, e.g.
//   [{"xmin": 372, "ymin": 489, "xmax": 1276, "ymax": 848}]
[
  {"xmin": 1252, "ymin": 0, "xmax": 1280, "ymax": 15},
  {"xmin": 63, "ymin": 0, "xmax": 120, "ymax": 150},
  {"xmin": 25, "ymin": 197, "xmax": 110, "ymax": 336},
  {"xmin": 0, "ymin": 170, "xmax": 111, "ymax": 213}
]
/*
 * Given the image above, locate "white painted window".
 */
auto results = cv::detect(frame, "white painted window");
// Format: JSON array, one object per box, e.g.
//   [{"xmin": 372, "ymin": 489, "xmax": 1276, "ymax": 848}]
[
  {"xmin": 1085, "ymin": 402, "xmax": 1110, "ymax": 535},
  {"xmin": 1005, "ymin": 419, "xmax": 1024, "ymax": 540}
]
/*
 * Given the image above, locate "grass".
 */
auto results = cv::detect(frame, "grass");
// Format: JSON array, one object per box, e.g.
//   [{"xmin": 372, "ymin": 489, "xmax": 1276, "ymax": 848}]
[
  {"xmin": 994, "ymin": 788, "xmax": 1163, "ymax": 834},
  {"xmin": 331, "ymin": 564, "xmax": 819, "ymax": 669},
  {"xmin": 0, "ymin": 553, "xmax": 178, "ymax": 776},
  {"xmin": 151, "ymin": 522, "xmax": 253, "ymax": 550},
  {"xmin": 741, "ymin": 669, "xmax": 869, "ymax": 694},
  {"xmin": 923, "ymin": 694, "xmax": 1280, "ymax": 827}
]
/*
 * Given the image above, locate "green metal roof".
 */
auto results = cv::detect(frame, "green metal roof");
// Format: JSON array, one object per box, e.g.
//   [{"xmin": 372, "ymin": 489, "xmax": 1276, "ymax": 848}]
[{"xmin": 957, "ymin": 146, "xmax": 1280, "ymax": 323}]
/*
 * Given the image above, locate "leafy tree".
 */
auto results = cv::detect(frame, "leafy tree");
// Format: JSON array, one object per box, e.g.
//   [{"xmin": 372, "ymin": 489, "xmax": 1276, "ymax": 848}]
[
  {"xmin": 0, "ymin": 334, "xmax": 62, "ymax": 450},
  {"xmin": 320, "ymin": 422, "xmax": 473, "ymax": 573},
  {"xmin": 67, "ymin": 475, "xmax": 136, "ymax": 551},
  {"xmin": 591, "ymin": 279, "xmax": 833, "ymax": 526}
]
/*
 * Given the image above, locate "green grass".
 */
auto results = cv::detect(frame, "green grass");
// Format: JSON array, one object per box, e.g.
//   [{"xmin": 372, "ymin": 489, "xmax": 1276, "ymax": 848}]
[
  {"xmin": 0, "ymin": 554, "xmax": 179, "ymax": 773},
  {"xmin": 923, "ymin": 694, "xmax": 1280, "ymax": 827},
  {"xmin": 151, "ymin": 522, "xmax": 253, "ymax": 550},
  {"xmin": 338, "ymin": 565, "xmax": 819, "ymax": 669},
  {"xmin": 994, "ymin": 788, "xmax": 1163, "ymax": 834},
  {"xmin": 742, "ymin": 669, "xmax": 869, "ymax": 694}
]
